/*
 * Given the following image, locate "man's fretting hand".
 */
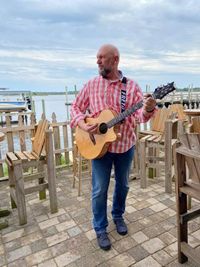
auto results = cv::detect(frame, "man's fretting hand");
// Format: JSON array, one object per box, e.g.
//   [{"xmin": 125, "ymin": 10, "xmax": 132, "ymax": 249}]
[{"xmin": 143, "ymin": 94, "xmax": 156, "ymax": 113}]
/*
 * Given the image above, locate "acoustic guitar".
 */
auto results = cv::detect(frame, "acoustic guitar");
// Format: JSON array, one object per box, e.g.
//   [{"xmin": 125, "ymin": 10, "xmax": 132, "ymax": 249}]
[{"xmin": 75, "ymin": 82, "xmax": 176, "ymax": 159}]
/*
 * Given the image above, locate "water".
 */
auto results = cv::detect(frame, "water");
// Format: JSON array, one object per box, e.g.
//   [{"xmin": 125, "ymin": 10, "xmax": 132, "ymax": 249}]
[
  {"xmin": 32, "ymin": 94, "xmax": 75, "ymax": 150},
  {"xmin": 32, "ymin": 94, "xmax": 75, "ymax": 122}
]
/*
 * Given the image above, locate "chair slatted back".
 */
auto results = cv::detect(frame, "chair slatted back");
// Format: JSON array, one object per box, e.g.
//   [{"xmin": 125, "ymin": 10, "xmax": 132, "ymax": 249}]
[
  {"xmin": 179, "ymin": 133, "xmax": 200, "ymax": 184},
  {"xmin": 191, "ymin": 116, "xmax": 200, "ymax": 133},
  {"xmin": 169, "ymin": 104, "xmax": 186, "ymax": 121},
  {"xmin": 151, "ymin": 108, "xmax": 171, "ymax": 133},
  {"xmin": 32, "ymin": 119, "xmax": 49, "ymax": 157},
  {"xmin": 151, "ymin": 104, "xmax": 186, "ymax": 134}
]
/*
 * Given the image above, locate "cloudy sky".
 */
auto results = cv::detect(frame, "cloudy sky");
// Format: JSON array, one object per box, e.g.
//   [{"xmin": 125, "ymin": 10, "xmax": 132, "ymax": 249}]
[{"xmin": 0, "ymin": 0, "xmax": 200, "ymax": 92}]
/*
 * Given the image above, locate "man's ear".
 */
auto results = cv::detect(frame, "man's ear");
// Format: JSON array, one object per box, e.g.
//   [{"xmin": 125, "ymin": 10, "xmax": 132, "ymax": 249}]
[{"xmin": 115, "ymin": 56, "xmax": 119, "ymax": 63}]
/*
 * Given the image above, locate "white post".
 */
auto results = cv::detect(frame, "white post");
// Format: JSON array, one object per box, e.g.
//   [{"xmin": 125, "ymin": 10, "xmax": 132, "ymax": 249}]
[{"xmin": 42, "ymin": 99, "xmax": 46, "ymax": 118}]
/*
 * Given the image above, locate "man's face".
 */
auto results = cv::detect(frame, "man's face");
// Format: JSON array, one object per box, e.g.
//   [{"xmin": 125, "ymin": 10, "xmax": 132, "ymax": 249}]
[{"xmin": 96, "ymin": 48, "xmax": 115, "ymax": 78}]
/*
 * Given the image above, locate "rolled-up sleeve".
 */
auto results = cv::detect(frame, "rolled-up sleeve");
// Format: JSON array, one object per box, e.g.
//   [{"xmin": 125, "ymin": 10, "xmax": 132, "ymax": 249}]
[{"xmin": 133, "ymin": 83, "xmax": 157, "ymax": 123}]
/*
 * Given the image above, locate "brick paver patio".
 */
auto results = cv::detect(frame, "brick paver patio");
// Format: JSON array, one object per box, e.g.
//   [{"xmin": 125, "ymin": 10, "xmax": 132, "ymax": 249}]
[{"xmin": 0, "ymin": 168, "xmax": 199, "ymax": 267}]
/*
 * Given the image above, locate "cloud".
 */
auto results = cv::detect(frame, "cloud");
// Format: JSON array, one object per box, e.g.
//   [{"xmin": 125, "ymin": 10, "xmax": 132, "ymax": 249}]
[{"xmin": 0, "ymin": 0, "xmax": 200, "ymax": 90}]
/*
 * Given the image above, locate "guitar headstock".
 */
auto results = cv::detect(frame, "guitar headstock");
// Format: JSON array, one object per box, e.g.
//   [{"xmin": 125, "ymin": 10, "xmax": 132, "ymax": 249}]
[{"xmin": 152, "ymin": 82, "xmax": 176, "ymax": 100}]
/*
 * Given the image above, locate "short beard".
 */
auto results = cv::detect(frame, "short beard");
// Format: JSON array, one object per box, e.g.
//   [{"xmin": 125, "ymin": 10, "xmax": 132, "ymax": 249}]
[{"xmin": 99, "ymin": 68, "xmax": 111, "ymax": 79}]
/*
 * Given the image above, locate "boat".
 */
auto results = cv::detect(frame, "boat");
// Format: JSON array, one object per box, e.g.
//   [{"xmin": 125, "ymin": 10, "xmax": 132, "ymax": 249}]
[
  {"xmin": 0, "ymin": 100, "xmax": 27, "ymax": 112},
  {"xmin": 0, "ymin": 89, "xmax": 32, "ymax": 113}
]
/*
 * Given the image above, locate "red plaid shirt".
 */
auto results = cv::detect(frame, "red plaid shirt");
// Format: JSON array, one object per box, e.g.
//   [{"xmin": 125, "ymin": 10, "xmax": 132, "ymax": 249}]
[{"xmin": 70, "ymin": 75, "xmax": 152, "ymax": 153}]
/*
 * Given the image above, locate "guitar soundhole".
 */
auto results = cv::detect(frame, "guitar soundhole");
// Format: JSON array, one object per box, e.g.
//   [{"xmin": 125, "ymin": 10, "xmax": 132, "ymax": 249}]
[{"xmin": 99, "ymin": 123, "xmax": 108, "ymax": 134}]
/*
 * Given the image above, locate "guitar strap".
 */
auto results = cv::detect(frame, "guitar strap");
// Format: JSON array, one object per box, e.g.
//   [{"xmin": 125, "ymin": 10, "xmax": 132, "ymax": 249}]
[{"xmin": 121, "ymin": 77, "xmax": 127, "ymax": 122}]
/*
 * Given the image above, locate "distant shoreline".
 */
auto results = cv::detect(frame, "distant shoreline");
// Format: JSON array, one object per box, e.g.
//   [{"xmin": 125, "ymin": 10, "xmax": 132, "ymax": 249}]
[
  {"xmin": 33, "ymin": 87, "xmax": 200, "ymax": 95},
  {"xmin": 32, "ymin": 90, "xmax": 80, "ymax": 96},
  {"xmin": 1, "ymin": 88, "xmax": 200, "ymax": 97},
  {"xmin": 32, "ymin": 91, "xmax": 66, "ymax": 96}
]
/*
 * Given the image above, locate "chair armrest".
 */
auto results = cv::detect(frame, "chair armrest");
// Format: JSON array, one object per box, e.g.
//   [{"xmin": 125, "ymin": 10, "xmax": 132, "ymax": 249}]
[
  {"xmin": 138, "ymin": 130, "xmax": 160, "ymax": 137},
  {"xmin": 166, "ymin": 118, "xmax": 178, "ymax": 124},
  {"xmin": 176, "ymin": 146, "xmax": 200, "ymax": 161}
]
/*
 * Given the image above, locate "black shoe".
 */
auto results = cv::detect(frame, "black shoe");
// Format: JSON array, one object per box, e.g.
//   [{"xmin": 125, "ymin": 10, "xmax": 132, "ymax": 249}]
[
  {"xmin": 114, "ymin": 219, "xmax": 128, "ymax": 235},
  {"xmin": 97, "ymin": 232, "xmax": 111, "ymax": 250}
]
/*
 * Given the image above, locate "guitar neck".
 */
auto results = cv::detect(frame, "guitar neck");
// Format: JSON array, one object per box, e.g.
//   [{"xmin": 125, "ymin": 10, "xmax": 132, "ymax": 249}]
[
  {"xmin": 107, "ymin": 100, "xmax": 144, "ymax": 128},
  {"xmin": 106, "ymin": 90, "xmax": 158, "ymax": 128},
  {"xmin": 105, "ymin": 81, "xmax": 176, "ymax": 129}
]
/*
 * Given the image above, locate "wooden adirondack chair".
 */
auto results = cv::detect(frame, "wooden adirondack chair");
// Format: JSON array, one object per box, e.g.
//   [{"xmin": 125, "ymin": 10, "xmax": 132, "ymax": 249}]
[
  {"xmin": 174, "ymin": 133, "xmax": 200, "ymax": 265},
  {"xmin": 5, "ymin": 117, "xmax": 58, "ymax": 225},
  {"xmin": 139, "ymin": 107, "xmax": 179, "ymax": 193},
  {"xmin": 133, "ymin": 108, "xmax": 172, "ymax": 180}
]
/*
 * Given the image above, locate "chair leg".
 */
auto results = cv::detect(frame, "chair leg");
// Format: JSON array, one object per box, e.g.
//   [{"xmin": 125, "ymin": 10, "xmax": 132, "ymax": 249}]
[
  {"xmin": 46, "ymin": 130, "xmax": 58, "ymax": 214},
  {"xmin": 72, "ymin": 145, "xmax": 91, "ymax": 196},
  {"xmin": 132, "ymin": 143, "xmax": 140, "ymax": 178},
  {"xmin": 38, "ymin": 161, "xmax": 46, "ymax": 200},
  {"xmin": 140, "ymin": 139, "xmax": 147, "ymax": 188},
  {"xmin": 175, "ymin": 151, "xmax": 188, "ymax": 263},
  {"xmin": 165, "ymin": 141, "xmax": 173, "ymax": 194},
  {"xmin": 72, "ymin": 147, "xmax": 78, "ymax": 189},
  {"xmin": 155, "ymin": 146, "xmax": 161, "ymax": 178},
  {"xmin": 177, "ymin": 192, "xmax": 188, "ymax": 263},
  {"xmin": 46, "ymin": 163, "xmax": 58, "ymax": 213},
  {"xmin": 148, "ymin": 147, "xmax": 156, "ymax": 178},
  {"xmin": 14, "ymin": 163, "xmax": 27, "ymax": 225},
  {"xmin": 8, "ymin": 165, "xmax": 17, "ymax": 209},
  {"xmin": 77, "ymin": 155, "xmax": 83, "ymax": 197}
]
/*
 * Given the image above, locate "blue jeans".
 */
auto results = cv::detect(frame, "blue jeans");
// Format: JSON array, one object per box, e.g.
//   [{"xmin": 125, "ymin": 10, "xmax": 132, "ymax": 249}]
[{"xmin": 91, "ymin": 146, "xmax": 134, "ymax": 234}]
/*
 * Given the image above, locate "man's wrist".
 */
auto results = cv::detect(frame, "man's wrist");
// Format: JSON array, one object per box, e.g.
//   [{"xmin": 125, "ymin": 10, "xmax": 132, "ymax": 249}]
[{"xmin": 145, "ymin": 107, "xmax": 156, "ymax": 113}]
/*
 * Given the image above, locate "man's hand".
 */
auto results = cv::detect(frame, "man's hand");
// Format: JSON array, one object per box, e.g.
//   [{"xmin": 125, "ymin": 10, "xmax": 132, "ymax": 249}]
[
  {"xmin": 143, "ymin": 94, "xmax": 156, "ymax": 113},
  {"xmin": 78, "ymin": 119, "xmax": 98, "ymax": 134}
]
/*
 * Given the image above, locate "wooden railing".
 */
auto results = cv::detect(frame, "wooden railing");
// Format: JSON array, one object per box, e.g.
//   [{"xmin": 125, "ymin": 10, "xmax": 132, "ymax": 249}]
[
  {"xmin": 0, "ymin": 111, "xmax": 73, "ymax": 179},
  {"xmin": 0, "ymin": 103, "xmax": 199, "ymax": 179}
]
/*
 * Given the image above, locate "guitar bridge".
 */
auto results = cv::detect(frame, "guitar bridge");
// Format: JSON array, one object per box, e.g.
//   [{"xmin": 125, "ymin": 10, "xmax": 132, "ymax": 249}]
[{"xmin": 89, "ymin": 133, "xmax": 96, "ymax": 145}]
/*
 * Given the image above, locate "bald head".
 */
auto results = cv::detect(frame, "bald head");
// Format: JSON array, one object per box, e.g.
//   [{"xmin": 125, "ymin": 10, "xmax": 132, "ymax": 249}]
[
  {"xmin": 98, "ymin": 44, "xmax": 120, "ymax": 59},
  {"xmin": 97, "ymin": 44, "xmax": 120, "ymax": 79}
]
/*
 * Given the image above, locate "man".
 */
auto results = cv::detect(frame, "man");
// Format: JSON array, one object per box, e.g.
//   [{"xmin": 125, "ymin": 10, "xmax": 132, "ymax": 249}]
[{"xmin": 70, "ymin": 44, "xmax": 156, "ymax": 250}]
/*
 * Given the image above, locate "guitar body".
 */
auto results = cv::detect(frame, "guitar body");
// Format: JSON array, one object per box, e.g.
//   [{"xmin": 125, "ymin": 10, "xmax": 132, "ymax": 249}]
[{"xmin": 75, "ymin": 109, "xmax": 118, "ymax": 159}]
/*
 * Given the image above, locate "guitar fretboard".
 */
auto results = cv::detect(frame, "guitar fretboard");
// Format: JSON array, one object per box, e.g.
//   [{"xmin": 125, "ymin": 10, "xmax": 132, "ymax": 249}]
[
  {"xmin": 106, "ymin": 90, "xmax": 158, "ymax": 129},
  {"xmin": 107, "ymin": 100, "xmax": 144, "ymax": 128}
]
